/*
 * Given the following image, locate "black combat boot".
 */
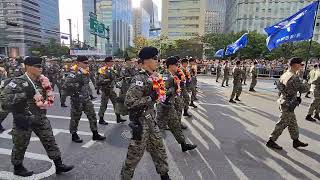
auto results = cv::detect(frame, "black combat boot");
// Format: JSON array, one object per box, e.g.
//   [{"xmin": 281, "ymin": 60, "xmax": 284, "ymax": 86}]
[
  {"xmin": 61, "ymin": 103, "xmax": 68, "ymax": 108},
  {"xmin": 0, "ymin": 124, "xmax": 5, "ymax": 133},
  {"xmin": 189, "ymin": 101, "xmax": 198, "ymax": 108},
  {"xmin": 72, "ymin": 133, "xmax": 83, "ymax": 143},
  {"xmin": 293, "ymin": 139, "xmax": 308, "ymax": 148},
  {"xmin": 266, "ymin": 139, "xmax": 283, "ymax": 150},
  {"xmin": 161, "ymin": 173, "xmax": 171, "ymax": 180},
  {"xmin": 249, "ymin": 88, "xmax": 255, "ymax": 92},
  {"xmin": 181, "ymin": 143, "xmax": 197, "ymax": 152},
  {"xmin": 116, "ymin": 114, "xmax": 126, "ymax": 123},
  {"xmin": 90, "ymin": 95, "xmax": 97, "ymax": 100},
  {"xmin": 92, "ymin": 131, "xmax": 106, "ymax": 141},
  {"xmin": 183, "ymin": 109, "xmax": 192, "ymax": 117},
  {"xmin": 229, "ymin": 99, "xmax": 236, "ymax": 103},
  {"xmin": 314, "ymin": 113, "xmax": 320, "ymax": 121},
  {"xmin": 97, "ymin": 89, "xmax": 100, "ymax": 95},
  {"xmin": 14, "ymin": 164, "xmax": 34, "ymax": 177},
  {"xmin": 99, "ymin": 117, "xmax": 108, "ymax": 125},
  {"xmin": 221, "ymin": 85, "xmax": 225, "ymax": 87},
  {"xmin": 54, "ymin": 158, "xmax": 74, "ymax": 174},
  {"xmin": 181, "ymin": 123, "xmax": 188, "ymax": 130},
  {"xmin": 235, "ymin": 97, "xmax": 241, "ymax": 101},
  {"xmin": 305, "ymin": 114, "xmax": 316, "ymax": 122}
]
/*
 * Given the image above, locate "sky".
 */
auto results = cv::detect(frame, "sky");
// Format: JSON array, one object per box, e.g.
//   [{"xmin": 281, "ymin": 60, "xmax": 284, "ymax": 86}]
[{"xmin": 59, "ymin": 0, "xmax": 161, "ymax": 43}]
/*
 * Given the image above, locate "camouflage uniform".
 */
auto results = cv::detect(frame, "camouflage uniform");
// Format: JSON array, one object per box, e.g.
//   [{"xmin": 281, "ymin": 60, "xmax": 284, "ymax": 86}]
[
  {"xmin": 216, "ymin": 64, "xmax": 221, "ymax": 82},
  {"xmin": 121, "ymin": 70, "xmax": 169, "ymax": 179},
  {"xmin": 57, "ymin": 64, "xmax": 70, "ymax": 105},
  {"xmin": 64, "ymin": 66, "xmax": 98, "ymax": 134},
  {"xmin": 270, "ymin": 70, "xmax": 309, "ymax": 141},
  {"xmin": 181, "ymin": 67, "xmax": 191, "ymax": 112},
  {"xmin": 230, "ymin": 66, "xmax": 243, "ymax": 100},
  {"xmin": 249, "ymin": 65, "xmax": 258, "ymax": 90},
  {"xmin": 189, "ymin": 66, "xmax": 197, "ymax": 102},
  {"xmin": 97, "ymin": 65, "xmax": 120, "ymax": 118},
  {"xmin": 221, "ymin": 64, "xmax": 230, "ymax": 86},
  {"xmin": 0, "ymin": 74, "xmax": 61, "ymax": 165},
  {"xmin": 46, "ymin": 63, "xmax": 59, "ymax": 90},
  {"xmin": 307, "ymin": 70, "xmax": 320, "ymax": 116},
  {"xmin": 242, "ymin": 65, "xmax": 248, "ymax": 85},
  {"xmin": 157, "ymin": 70, "xmax": 185, "ymax": 144},
  {"xmin": 5, "ymin": 60, "xmax": 24, "ymax": 78},
  {"xmin": 89, "ymin": 62, "xmax": 98, "ymax": 89},
  {"xmin": 0, "ymin": 66, "xmax": 8, "ymax": 129}
]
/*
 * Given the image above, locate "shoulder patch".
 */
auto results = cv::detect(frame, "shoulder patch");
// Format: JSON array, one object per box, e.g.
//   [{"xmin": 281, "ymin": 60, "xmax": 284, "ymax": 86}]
[
  {"xmin": 22, "ymin": 81, "xmax": 29, "ymax": 87},
  {"xmin": 135, "ymin": 81, "xmax": 144, "ymax": 86},
  {"xmin": 69, "ymin": 73, "xmax": 76, "ymax": 78},
  {"xmin": 8, "ymin": 81, "xmax": 17, "ymax": 88},
  {"xmin": 163, "ymin": 76, "xmax": 168, "ymax": 80}
]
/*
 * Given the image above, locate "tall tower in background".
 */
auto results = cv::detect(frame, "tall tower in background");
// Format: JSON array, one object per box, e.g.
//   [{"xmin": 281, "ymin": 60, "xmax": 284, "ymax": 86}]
[{"xmin": 205, "ymin": 0, "xmax": 226, "ymax": 34}]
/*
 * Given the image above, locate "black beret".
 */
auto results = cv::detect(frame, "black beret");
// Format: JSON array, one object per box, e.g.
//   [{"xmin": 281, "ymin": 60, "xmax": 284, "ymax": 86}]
[
  {"xmin": 166, "ymin": 56, "xmax": 178, "ymax": 67},
  {"xmin": 189, "ymin": 57, "xmax": 196, "ymax": 62},
  {"xmin": 77, "ymin": 56, "xmax": 88, "ymax": 62},
  {"xmin": 236, "ymin": 60, "xmax": 241, "ymax": 65},
  {"xmin": 181, "ymin": 58, "xmax": 188, "ymax": 63},
  {"xmin": 175, "ymin": 56, "xmax": 180, "ymax": 60},
  {"xmin": 253, "ymin": 61, "xmax": 258, "ymax": 65},
  {"xmin": 24, "ymin": 57, "xmax": 43, "ymax": 66},
  {"xmin": 138, "ymin": 47, "xmax": 158, "ymax": 60},
  {"xmin": 105, "ymin": 56, "xmax": 113, "ymax": 62},
  {"xmin": 289, "ymin": 57, "xmax": 303, "ymax": 66}
]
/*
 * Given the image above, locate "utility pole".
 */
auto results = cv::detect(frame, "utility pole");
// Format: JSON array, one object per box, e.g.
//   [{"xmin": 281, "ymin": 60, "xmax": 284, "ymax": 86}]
[{"xmin": 67, "ymin": 19, "xmax": 72, "ymax": 47}]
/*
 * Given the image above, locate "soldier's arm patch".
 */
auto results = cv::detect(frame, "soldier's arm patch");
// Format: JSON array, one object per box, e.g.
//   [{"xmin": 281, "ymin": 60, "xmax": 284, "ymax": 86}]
[
  {"xmin": 8, "ymin": 82, "xmax": 17, "ymax": 88},
  {"xmin": 22, "ymin": 82, "xmax": 29, "ymax": 87},
  {"xmin": 135, "ymin": 81, "xmax": 143, "ymax": 86}
]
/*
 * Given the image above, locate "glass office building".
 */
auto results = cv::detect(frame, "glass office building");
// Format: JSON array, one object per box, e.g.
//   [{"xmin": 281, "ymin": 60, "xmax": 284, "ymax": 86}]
[
  {"xmin": 205, "ymin": 0, "xmax": 226, "ymax": 34},
  {"xmin": 0, "ymin": 0, "xmax": 60, "ymax": 57}
]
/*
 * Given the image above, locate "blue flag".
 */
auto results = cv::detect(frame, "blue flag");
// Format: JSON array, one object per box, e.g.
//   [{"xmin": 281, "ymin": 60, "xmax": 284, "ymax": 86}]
[
  {"xmin": 265, "ymin": 1, "xmax": 319, "ymax": 51},
  {"xmin": 214, "ymin": 49, "xmax": 224, "ymax": 58},
  {"xmin": 225, "ymin": 33, "xmax": 248, "ymax": 56}
]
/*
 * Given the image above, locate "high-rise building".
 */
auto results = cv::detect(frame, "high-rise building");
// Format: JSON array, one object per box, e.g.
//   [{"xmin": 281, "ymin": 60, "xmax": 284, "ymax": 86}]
[
  {"xmin": 205, "ymin": 0, "xmax": 226, "ymax": 34},
  {"xmin": 141, "ymin": 0, "xmax": 160, "ymax": 38},
  {"xmin": 82, "ymin": 0, "xmax": 132, "ymax": 56},
  {"xmin": 0, "ymin": 0, "xmax": 60, "ymax": 57},
  {"xmin": 225, "ymin": 0, "xmax": 320, "ymax": 42},
  {"xmin": 133, "ymin": 7, "xmax": 150, "ymax": 39},
  {"xmin": 162, "ymin": 0, "xmax": 206, "ymax": 40}
]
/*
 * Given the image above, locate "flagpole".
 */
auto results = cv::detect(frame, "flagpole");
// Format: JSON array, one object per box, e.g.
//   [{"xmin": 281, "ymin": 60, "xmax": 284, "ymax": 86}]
[{"xmin": 304, "ymin": 0, "xmax": 320, "ymax": 78}]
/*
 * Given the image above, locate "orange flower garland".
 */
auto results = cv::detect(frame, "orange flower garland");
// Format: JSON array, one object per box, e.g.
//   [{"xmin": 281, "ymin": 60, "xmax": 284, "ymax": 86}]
[
  {"xmin": 177, "ymin": 68, "xmax": 186, "ymax": 82},
  {"xmin": 150, "ymin": 74, "xmax": 166, "ymax": 102},
  {"xmin": 173, "ymin": 75, "xmax": 181, "ymax": 96},
  {"xmin": 71, "ymin": 64, "xmax": 89, "ymax": 75}
]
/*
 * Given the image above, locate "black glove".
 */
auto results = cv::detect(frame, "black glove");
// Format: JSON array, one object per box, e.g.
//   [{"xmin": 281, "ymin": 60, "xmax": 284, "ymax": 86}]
[
  {"xmin": 129, "ymin": 121, "xmax": 143, "ymax": 141},
  {"xmin": 150, "ymin": 90, "xmax": 158, "ymax": 101}
]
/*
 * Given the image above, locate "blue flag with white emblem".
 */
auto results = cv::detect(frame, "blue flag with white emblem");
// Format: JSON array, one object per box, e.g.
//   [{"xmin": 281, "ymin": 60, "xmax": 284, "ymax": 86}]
[
  {"xmin": 225, "ymin": 33, "xmax": 248, "ymax": 56},
  {"xmin": 214, "ymin": 49, "xmax": 225, "ymax": 58},
  {"xmin": 265, "ymin": 1, "xmax": 319, "ymax": 51}
]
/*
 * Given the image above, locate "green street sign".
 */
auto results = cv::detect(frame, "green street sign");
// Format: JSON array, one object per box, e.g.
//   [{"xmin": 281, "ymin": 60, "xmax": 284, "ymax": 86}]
[{"xmin": 89, "ymin": 12, "xmax": 105, "ymax": 38}]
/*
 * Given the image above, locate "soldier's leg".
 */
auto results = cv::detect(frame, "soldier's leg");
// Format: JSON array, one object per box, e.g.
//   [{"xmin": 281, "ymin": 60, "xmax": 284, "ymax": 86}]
[
  {"xmin": 156, "ymin": 105, "xmax": 168, "ymax": 130},
  {"xmin": 221, "ymin": 76, "xmax": 225, "ymax": 86},
  {"xmin": 11, "ymin": 123, "xmax": 32, "ymax": 166},
  {"xmin": 191, "ymin": 88, "xmax": 196, "ymax": 102},
  {"xmin": 183, "ymin": 90, "xmax": 190, "ymax": 113},
  {"xmin": 216, "ymin": 73, "xmax": 219, "ymax": 82},
  {"xmin": 269, "ymin": 110, "xmax": 290, "ymax": 142},
  {"xmin": 83, "ymin": 100, "xmax": 98, "ymax": 132},
  {"xmin": 0, "ymin": 111, "xmax": 9, "ymax": 131},
  {"xmin": 287, "ymin": 114, "xmax": 299, "ymax": 141},
  {"xmin": 146, "ymin": 127, "xmax": 169, "ymax": 176},
  {"xmin": 236, "ymin": 84, "xmax": 242, "ymax": 98},
  {"xmin": 98, "ymin": 92, "xmax": 110, "ymax": 119},
  {"xmin": 32, "ymin": 117, "xmax": 61, "ymax": 160},
  {"xmin": 226, "ymin": 76, "xmax": 229, "ymax": 86},
  {"xmin": 307, "ymin": 98, "xmax": 320, "ymax": 115},
  {"xmin": 69, "ymin": 100, "xmax": 83, "ymax": 134},
  {"xmin": 121, "ymin": 127, "xmax": 148, "ymax": 180},
  {"xmin": 230, "ymin": 84, "xmax": 237, "ymax": 100},
  {"xmin": 167, "ymin": 108, "xmax": 185, "ymax": 144},
  {"xmin": 109, "ymin": 90, "xmax": 121, "ymax": 115}
]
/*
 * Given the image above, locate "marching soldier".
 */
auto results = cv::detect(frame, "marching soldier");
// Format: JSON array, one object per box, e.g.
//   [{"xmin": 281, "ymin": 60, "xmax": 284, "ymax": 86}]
[
  {"xmin": 229, "ymin": 60, "xmax": 243, "ymax": 103},
  {"xmin": 157, "ymin": 57, "xmax": 197, "ymax": 152},
  {"xmin": 121, "ymin": 47, "xmax": 171, "ymax": 180},
  {"xmin": 242, "ymin": 62, "xmax": 248, "ymax": 85},
  {"xmin": 221, "ymin": 61, "xmax": 230, "ymax": 87},
  {"xmin": 0, "ymin": 57, "xmax": 73, "ymax": 176},
  {"xmin": 0, "ymin": 59, "xmax": 8, "ymax": 132},
  {"xmin": 5, "ymin": 57, "xmax": 24, "ymax": 78},
  {"xmin": 97, "ymin": 57, "xmax": 126, "ymax": 125},
  {"xmin": 64, "ymin": 56, "xmax": 106, "ymax": 143},
  {"xmin": 58, "ymin": 61, "xmax": 72, "ymax": 107},
  {"xmin": 267, "ymin": 58, "xmax": 309, "ymax": 150},
  {"xmin": 249, "ymin": 61, "xmax": 258, "ymax": 92},
  {"xmin": 180, "ymin": 58, "xmax": 192, "ymax": 117},
  {"xmin": 306, "ymin": 64, "xmax": 320, "ymax": 122},
  {"xmin": 305, "ymin": 64, "xmax": 318, "ymax": 98},
  {"xmin": 189, "ymin": 58, "xmax": 198, "ymax": 108},
  {"xmin": 216, "ymin": 61, "xmax": 222, "ymax": 83}
]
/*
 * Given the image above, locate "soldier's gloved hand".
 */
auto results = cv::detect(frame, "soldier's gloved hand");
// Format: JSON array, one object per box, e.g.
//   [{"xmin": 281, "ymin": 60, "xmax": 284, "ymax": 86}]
[
  {"xmin": 150, "ymin": 90, "xmax": 158, "ymax": 101},
  {"xmin": 129, "ymin": 121, "xmax": 143, "ymax": 141}
]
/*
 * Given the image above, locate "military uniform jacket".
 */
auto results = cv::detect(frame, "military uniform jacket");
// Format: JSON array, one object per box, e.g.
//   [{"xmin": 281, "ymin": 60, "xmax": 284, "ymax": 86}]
[
  {"xmin": 97, "ymin": 65, "xmax": 117, "ymax": 92},
  {"xmin": 250, "ymin": 66, "xmax": 258, "ymax": 78},
  {"xmin": 0, "ymin": 74, "xmax": 47, "ymax": 115},
  {"xmin": 64, "ymin": 68, "xmax": 91, "ymax": 100},
  {"xmin": 120, "ymin": 65, "xmax": 138, "ymax": 91},
  {"xmin": 232, "ymin": 67, "xmax": 243, "ymax": 83},
  {"xmin": 223, "ymin": 65, "xmax": 229, "ymax": 76},
  {"xmin": 6, "ymin": 61, "xmax": 24, "ymax": 78},
  {"xmin": 216, "ymin": 64, "xmax": 222, "ymax": 74},
  {"xmin": 162, "ymin": 71, "xmax": 178, "ymax": 106}
]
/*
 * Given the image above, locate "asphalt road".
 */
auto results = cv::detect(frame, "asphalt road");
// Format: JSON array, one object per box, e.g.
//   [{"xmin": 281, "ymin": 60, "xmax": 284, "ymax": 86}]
[{"xmin": 0, "ymin": 75, "xmax": 320, "ymax": 180}]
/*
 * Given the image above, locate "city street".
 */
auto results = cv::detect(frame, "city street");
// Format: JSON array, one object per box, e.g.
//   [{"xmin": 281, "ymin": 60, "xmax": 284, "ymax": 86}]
[{"xmin": 1, "ymin": 75, "xmax": 320, "ymax": 180}]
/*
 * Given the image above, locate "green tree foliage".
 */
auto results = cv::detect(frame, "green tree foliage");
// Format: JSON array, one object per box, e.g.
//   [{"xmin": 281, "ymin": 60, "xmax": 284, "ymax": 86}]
[{"xmin": 29, "ymin": 39, "xmax": 69, "ymax": 57}]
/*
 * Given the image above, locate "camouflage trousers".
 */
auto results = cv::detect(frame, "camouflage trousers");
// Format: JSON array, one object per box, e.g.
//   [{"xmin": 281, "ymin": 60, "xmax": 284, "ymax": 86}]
[
  {"xmin": 307, "ymin": 94, "xmax": 320, "ymax": 115},
  {"xmin": 181, "ymin": 89, "xmax": 190, "ymax": 111},
  {"xmin": 157, "ymin": 104, "xmax": 186, "ymax": 144},
  {"xmin": 12, "ymin": 114, "xmax": 61, "ymax": 165},
  {"xmin": 121, "ymin": 117, "xmax": 169, "ymax": 179},
  {"xmin": 270, "ymin": 105, "xmax": 299, "ymax": 141},
  {"xmin": 190, "ymin": 87, "xmax": 197, "ymax": 102},
  {"xmin": 98, "ymin": 90, "xmax": 119, "ymax": 118},
  {"xmin": 174, "ymin": 96, "xmax": 184, "ymax": 120},
  {"xmin": 222, "ymin": 75, "xmax": 229, "ymax": 86},
  {"xmin": 231, "ymin": 81, "xmax": 242, "ymax": 99},
  {"xmin": 216, "ymin": 72, "xmax": 221, "ymax": 82},
  {"xmin": 70, "ymin": 97, "xmax": 98, "ymax": 134},
  {"xmin": 250, "ymin": 76, "xmax": 257, "ymax": 89},
  {"xmin": 90, "ymin": 74, "xmax": 97, "ymax": 89}
]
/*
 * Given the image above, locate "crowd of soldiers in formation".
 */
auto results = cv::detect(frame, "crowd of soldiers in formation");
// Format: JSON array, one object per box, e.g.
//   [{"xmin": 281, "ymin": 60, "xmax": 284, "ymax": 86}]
[{"xmin": 0, "ymin": 49, "xmax": 316, "ymax": 179}]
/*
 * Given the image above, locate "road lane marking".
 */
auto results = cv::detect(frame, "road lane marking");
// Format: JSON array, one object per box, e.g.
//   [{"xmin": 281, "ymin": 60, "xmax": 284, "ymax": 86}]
[
  {"xmin": 82, "ymin": 140, "xmax": 96, "ymax": 148},
  {"xmin": 46, "ymin": 114, "xmax": 118, "ymax": 124}
]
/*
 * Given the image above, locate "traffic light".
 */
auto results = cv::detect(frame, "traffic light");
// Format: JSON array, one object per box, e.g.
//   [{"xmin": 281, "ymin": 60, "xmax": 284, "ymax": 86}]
[{"xmin": 6, "ymin": 21, "xmax": 19, "ymax": 27}]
